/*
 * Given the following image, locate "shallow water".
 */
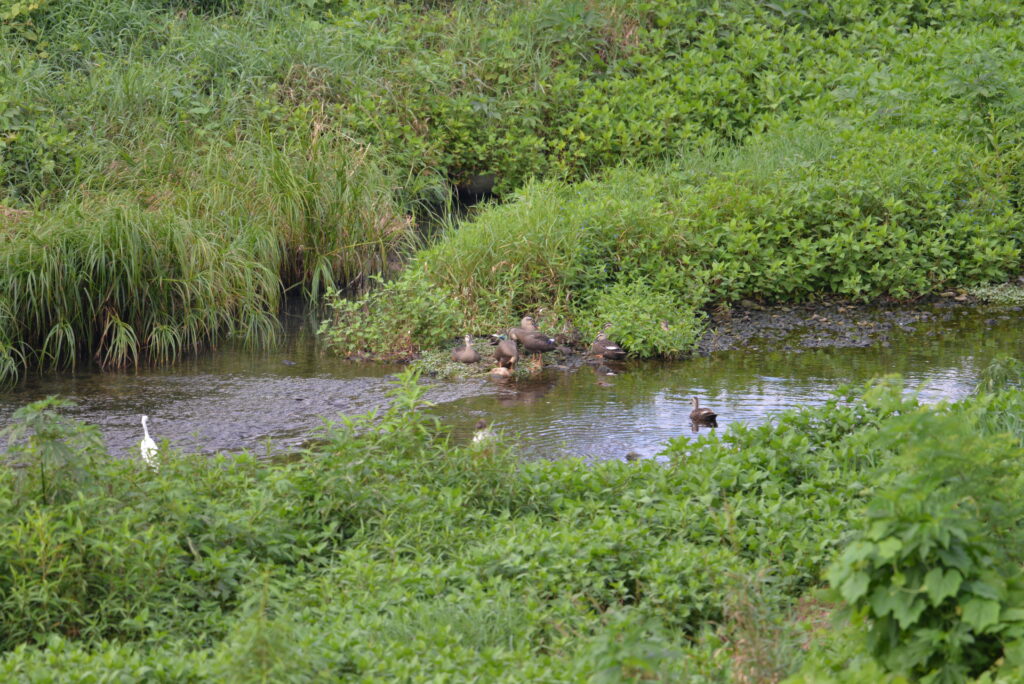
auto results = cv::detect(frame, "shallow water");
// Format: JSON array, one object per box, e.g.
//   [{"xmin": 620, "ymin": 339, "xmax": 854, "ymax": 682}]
[{"xmin": 0, "ymin": 306, "xmax": 1021, "ymax": 461}]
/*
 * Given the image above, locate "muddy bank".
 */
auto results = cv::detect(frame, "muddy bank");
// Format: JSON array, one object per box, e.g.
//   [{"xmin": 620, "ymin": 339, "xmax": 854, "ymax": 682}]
[
  {"xmin": 694, "ymin": 295, "xmax": 1014, "ymax": 355},
  {"xmin": 425, "ymin": 295, "xmax": 1015, "ymax": 380}
]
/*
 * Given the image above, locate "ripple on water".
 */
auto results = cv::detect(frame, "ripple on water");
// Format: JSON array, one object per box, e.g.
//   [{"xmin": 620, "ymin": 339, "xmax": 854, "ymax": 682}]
[{"xmin": 0, "ymin": 307, "xmax": 1020, "ymax": 460}]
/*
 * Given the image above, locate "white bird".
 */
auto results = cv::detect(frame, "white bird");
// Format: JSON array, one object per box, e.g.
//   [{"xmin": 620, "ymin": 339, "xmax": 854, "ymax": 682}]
[
  {"xmin": 472, "ymin": 419, "xmax": 495, "ymax": 444},
  {"xmin": 140, "ymin": 415, "xmax": 159, "ymax": 469}
]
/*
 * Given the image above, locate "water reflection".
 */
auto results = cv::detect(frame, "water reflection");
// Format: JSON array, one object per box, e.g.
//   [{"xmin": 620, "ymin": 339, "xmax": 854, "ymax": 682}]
[{"xmin": 0, "ymin": 306, "xmax": 1020, "ymax": 462}]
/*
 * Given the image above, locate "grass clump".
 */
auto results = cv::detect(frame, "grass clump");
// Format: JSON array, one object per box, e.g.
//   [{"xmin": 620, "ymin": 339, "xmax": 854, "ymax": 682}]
[
  {"xmin": 970, "ymin": 282, "xmax": 1024, "ymax": 305},
  {"xmin": 0, "ymin": 132, "xmax": 412, "ymax": 386}
]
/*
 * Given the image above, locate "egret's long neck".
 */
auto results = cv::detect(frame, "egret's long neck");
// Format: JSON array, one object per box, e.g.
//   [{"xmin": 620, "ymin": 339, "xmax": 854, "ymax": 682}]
[{"xmin": 142, "ymin": 417, "xmax": 151, "ymax": 440}]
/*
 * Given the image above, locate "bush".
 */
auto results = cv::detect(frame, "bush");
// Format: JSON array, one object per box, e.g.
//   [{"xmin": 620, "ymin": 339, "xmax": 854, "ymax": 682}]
[
  {"xmin": 317, "ymin": 272, "xmax": 462, "ymax": 359},
  {"xmin": 825, "ymin": 411, "xmax": 1024, "ymax": 681}
]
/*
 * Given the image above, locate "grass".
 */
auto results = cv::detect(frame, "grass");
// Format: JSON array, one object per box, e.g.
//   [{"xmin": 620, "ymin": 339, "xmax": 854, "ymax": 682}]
[
  {"xmin": 4, "ymin": 0, "xmax": 1024, "ymax": 375},
  {"xmin": 0, "ymin": 131, "xmax": 412, "ymax": 386}
]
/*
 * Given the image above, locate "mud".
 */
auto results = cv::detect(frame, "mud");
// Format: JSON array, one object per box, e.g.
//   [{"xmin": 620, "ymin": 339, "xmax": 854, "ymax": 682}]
[{"xmin": 694, "ymin": 295, "xmax": 1003, "ymax": 355}]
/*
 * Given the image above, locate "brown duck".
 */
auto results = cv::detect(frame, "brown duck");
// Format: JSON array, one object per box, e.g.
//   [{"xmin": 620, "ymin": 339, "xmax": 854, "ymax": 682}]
[
  {"xmin": 490, "ymin": 333, "xmax": 518, "ymax": 369},
  {"xmin": 511, "ymin": 326, "xmax": 557, "ymax": 369},
  {"xmin": 689, "ymin": 397, "xmax": 717, "ymax": 425},
  {"xmin": 508, "ymin": 315, "xmax": 538, "ymax": 341},
  {"xmin": 451, "ymin": 335, "xmax": 481, "ymax": 364},
  {"xmin": 591, "ymin": 324, "xmax": 626, "ymax": 360}
]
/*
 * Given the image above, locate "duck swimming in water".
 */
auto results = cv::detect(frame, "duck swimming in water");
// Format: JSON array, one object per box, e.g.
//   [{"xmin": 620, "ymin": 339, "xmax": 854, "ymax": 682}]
[{"xmin": 689, "ymin": 396, "xmax": 717, "ymax": 425}]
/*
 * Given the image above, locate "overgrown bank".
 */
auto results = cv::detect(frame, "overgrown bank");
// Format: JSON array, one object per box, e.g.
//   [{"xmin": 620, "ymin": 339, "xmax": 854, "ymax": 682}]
[
  {"xmin": 322, "ymin": 123, "xmax": 1023, "ymax": 359},
  {"xmin": 3, "ymin": 369, "xmax": 1024, "ymax": 681},
  {"xmin": 5, "ymin": 0, "xmax": 1024, "ymax": 379}
]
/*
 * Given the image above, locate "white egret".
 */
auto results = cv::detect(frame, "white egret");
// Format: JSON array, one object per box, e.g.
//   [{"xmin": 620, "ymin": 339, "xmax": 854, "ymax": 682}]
[{"xmin": 140, "ymin": 415, "xmax": 159, "ymax": 469}]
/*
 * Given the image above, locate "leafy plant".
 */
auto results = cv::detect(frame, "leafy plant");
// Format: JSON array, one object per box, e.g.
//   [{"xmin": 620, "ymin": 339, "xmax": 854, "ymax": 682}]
[
  {"xmin": 826, "ymin": 412, "xmax": 1024, "ymax": 681},
  {"xmin": 318, "ymin": 272, "xmax": 462, "ymax": 360},
  {"xmin": 0, "ymin": 396, "xmax": 105, "ymax": 505}
]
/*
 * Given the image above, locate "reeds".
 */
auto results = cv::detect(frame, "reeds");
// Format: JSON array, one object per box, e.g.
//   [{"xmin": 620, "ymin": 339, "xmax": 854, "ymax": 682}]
[{"xmin": 0, "ymin": 131, "xmax": 412, "ymax": 386}]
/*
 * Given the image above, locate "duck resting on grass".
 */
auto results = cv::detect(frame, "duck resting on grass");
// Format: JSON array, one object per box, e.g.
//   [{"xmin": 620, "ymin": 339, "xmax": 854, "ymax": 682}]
[
  {"xmin": 451, "ymin": 335, "xmax": 481, "ymax": 364},
  {"xmin": 591, "ymin": 323, "xmax": 626, "ymax": 360},
  {"xmin": 689, "ymin": 397, "xmax": 717, "ymax": 426}
]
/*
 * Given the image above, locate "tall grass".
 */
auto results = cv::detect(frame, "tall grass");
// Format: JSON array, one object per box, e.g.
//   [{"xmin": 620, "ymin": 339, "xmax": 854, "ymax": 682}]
[{"xmin": 0, "ymin": 131, "xmax": 412, "ymax": 386}]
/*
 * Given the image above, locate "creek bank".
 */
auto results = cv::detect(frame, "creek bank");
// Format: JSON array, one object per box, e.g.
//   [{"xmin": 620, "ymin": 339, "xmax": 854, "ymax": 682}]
[
  {"xmin": 695, "ymin": 294, "xmax": 1010, "ymax": 355},
  {"xmin": 422, "ymin": 295, "xmax": 1010, "ymax": 380}
]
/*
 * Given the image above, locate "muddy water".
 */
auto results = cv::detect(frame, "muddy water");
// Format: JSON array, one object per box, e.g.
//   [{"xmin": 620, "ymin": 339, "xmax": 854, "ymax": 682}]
[{"xmin": 0, "ymin": 306, "xmax": 1021, "ymax": 461}]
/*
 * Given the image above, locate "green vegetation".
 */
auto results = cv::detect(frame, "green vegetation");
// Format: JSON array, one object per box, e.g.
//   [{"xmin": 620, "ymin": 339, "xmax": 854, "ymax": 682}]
[
  {"xmin": 4, "ymin": 368, "xmax": 1024, "ymax": 681},
  {"xmin": 2, "ymin": 0, "xmax": 1023, "ymax": 373},
  {"xmin": 331, "ymin": 125, "xmax": 1022, "ymax": 358},
  {"xmin": 970, "ymin": 283, "xmax": 1024, "ymax": 306}
]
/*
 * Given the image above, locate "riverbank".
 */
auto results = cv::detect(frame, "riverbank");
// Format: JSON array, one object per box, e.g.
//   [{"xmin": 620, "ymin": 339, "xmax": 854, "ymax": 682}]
[
  {"xmin": 3, "ymin": 368, "xmax": 1024, "ymax": 681},
  {"xmin": 5, "ymin": 1, "xmax": 1024, "ymax": 383}
]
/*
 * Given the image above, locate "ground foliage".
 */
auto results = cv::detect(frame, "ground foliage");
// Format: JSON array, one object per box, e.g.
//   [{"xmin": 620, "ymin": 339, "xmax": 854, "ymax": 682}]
[
  {"xmin": 3, "ymin": 368, "xmax": 1024, "ymax": 681},
  {"xmin": 3, "ymin": 0, "xmax": 1024, "ymax": 373}
]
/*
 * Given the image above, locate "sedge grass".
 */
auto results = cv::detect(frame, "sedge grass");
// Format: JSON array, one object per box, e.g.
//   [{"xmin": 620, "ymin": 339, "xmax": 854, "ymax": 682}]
[{"xmin": 0, "ymin": 130, "xmax": 412, "ymax": 385}]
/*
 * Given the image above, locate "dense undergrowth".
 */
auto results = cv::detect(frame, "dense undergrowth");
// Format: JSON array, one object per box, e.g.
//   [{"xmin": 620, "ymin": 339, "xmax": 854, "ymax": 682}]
[
  {"xmin": 4, "ymin": 0, "xmax": 1024, "ymax": 375},
  {"xmin": 3, "ymin": 370, "xmax": 1024, "ymax": 681}
]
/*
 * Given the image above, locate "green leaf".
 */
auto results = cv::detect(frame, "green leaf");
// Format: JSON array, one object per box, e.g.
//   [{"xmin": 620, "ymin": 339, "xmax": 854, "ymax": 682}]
[
  {"xmin": 924, "ymin": 568, "xmax": 962, "ymax": 606},
  {"xmin": 840, "ymin": 571, "xmax": 871, "ymax": 604},
  {"xmin": 1004, "ymin": 639, "xmax": 1024, "ymax": 667},
  {"xmin": 877, "ymin": 537, "xmax": 903, "ymax": 561},
  {"xmin": 962, "ymin": 598, "xmax": 1001, "ymax": 632},
  {"xmin": 892, "ymin": 595, "xmax": 926, "ymax": 630}
]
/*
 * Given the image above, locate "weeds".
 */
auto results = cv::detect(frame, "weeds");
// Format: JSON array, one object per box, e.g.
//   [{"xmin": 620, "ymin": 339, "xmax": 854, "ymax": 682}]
[{"xmin": 2, "ymin": 370, "xmax": 1024, "ymax": 679}]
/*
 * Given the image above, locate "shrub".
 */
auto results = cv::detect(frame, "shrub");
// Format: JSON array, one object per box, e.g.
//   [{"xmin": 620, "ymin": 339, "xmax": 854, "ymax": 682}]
[
  {"xmin": 825, "ymin": 412, "xmax": 1024, "ymax": 681},
  {"xmin": 317, "ymin": 272, "xmax": 462, "ymax": 359}
]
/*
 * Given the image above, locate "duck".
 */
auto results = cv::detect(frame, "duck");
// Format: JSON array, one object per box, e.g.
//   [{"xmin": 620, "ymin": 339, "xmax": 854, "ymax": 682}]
[
  {"xmin": 490, "ymin": 333, "xmax": 519, "ymax": 369},
  {"xmin": 472, "ymin": 418, "xmax": 495, "ymax": 444},
  {"xmin": 513, "ymin": 328, "xmax": 558, "ymax": 369},
  {"xmin": 689, "ymin": 397, "xmax": 718, "ymax": 425},
  {"xmin": 508, "ymin": 315, "xmax": 539, "ymax": 341},
  {"xmin": 451, "ymin": 335, "xmax": 481, "ymax": 364},
  {"xmin": 591, "ymin": 323, "xmax": 626, "ymax": 360}
]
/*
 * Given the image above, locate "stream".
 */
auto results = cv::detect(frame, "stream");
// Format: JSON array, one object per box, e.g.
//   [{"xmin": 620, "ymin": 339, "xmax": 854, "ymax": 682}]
[{"xmin": 0, "ymin": 304, "xmax": 1021, "ymax": 462}]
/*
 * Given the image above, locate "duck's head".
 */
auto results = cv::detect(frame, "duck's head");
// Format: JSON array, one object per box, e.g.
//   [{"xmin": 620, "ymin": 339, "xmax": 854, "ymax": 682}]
[
  {"xmin": 691, "ymin": 397, "xmax": 700, "ymax": 408},
  {"xmin": 475, "ymin": 419, "xmax": 488, "ymax": 430},
  {"xmin": 464, "ymin": 334, "xmax": 473, "ymax": 345},
  {"xmin": 520, "ymin": 315, "xmax": 537, "ymax": 330}
]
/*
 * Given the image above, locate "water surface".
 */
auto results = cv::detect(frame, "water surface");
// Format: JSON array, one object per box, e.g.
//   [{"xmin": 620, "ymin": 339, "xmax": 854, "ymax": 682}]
[{"xmin": 1, "ymin": 306, "xmax": 1020, "ymax": 461}]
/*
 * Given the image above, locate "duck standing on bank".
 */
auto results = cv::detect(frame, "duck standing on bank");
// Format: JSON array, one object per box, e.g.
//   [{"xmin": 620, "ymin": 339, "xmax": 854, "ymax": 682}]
[
  {"xmin": 689, "ymin": 397, "xmax": 717, "ymax": 426},
  {"xmin": 490, "ymin": 333, "xmax": 518, "ymax": 370},
  {"xmin": 509, "ymin": 315, "xmax": 539, "ymax": 341},
  {"xmin": 451, "ymin": 334, "xmax": 481, "ymax": 364},
  {"xmin": 591, "ymin": 323, "xmax": 626, "ymax": 360},
  {"xmin": 511, "ymin": 324, "xmax": 557, "ymax": 370}
]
